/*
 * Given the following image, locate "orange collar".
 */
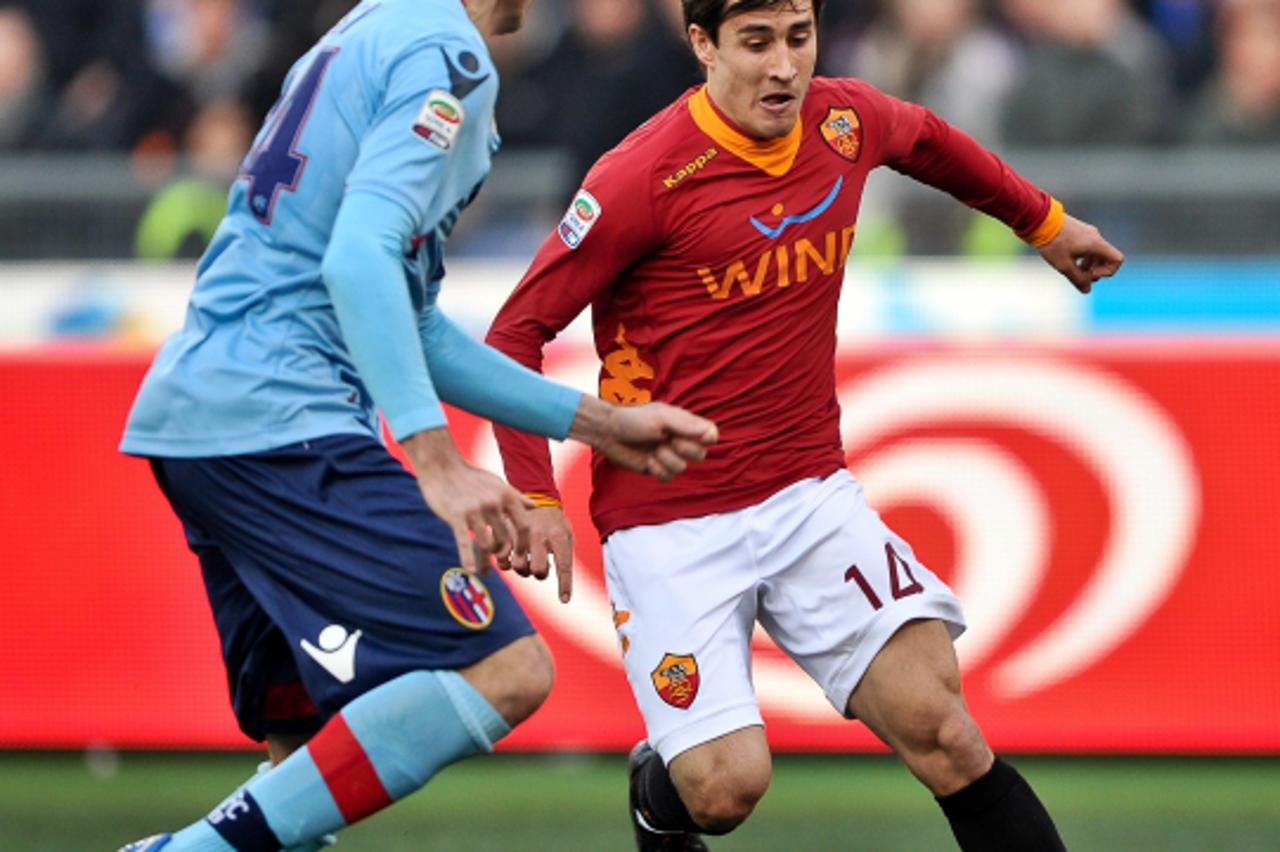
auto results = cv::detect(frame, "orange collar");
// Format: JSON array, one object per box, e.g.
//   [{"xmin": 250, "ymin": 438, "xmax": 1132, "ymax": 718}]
[{"xmin": 687, "ymin": 86, "xmax": 802, "ymax": 177}]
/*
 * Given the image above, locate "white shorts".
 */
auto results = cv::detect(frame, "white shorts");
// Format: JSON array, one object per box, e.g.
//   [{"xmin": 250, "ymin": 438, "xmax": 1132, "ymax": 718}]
[{"xmin": 603, "ymin": 469, "xmax": 965, "ymax": 763}]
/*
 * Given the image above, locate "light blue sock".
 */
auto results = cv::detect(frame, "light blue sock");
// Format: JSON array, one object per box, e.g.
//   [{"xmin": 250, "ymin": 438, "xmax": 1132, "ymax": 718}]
[
  {"xmin": 247, "ymin": 669, "xmax": 509, "ymax": 847},
  {"xmin": 165, "ymin": 762, "xmax": 326, "ymax": 852},
  {"xmin": 163, "ymin": 671, "xmax": 506, "ymax": 850}
]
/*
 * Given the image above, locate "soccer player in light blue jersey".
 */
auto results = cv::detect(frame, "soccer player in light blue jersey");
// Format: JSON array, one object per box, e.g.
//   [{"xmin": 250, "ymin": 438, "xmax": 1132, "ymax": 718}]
[{"xmin": 117, "ymin": 1, "xmax": 717, "ymax": 849}]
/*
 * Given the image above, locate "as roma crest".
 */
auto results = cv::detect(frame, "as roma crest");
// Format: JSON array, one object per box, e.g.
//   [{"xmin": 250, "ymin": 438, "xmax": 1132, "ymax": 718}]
[
  {"xmin": 651, "ymin": 652, "xmax": 700, "ymax": 709},
  {"xmin": 440, "ymin": 567, "xmax": 495, "ymax": 630},
  {"xmin": 821, "ymin": 107, "xmax": 863, "ymax": 163}
]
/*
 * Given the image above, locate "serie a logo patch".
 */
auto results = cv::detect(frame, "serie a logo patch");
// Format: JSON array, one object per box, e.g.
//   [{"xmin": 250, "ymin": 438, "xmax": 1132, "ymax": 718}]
[
  {"xmin": 440, "ymin": 567, "xmax": 494, "ymax": 629},
  {"xmin": 413, "ymin": 89, "xmax": 464, "ymax": 150},
  {"xmin": 821, "ymin": 106, "xmax": 863, "ymax": 162},
  {"xmin": 557, "ymin": 189, "xmax": 601, "ymax": 249},
  {"xmin": 651, "ymin": 652, "xmax": 699, "ymax": 709}
]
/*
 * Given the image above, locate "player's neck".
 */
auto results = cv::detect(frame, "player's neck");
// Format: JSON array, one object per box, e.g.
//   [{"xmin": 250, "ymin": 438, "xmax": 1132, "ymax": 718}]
[{"xmin": 689, "ymin": 86, "xmax": 803, "ymax": 177}]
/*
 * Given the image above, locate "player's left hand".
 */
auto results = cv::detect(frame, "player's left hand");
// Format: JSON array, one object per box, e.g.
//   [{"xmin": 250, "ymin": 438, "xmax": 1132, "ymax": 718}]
[
  {"xmin": 503, "ymin": 506, "xmax": 575, "ymax": 603},
  {"xmin": 1039, "ymin": 214, "xmax": 1125, "ymax": 294}
]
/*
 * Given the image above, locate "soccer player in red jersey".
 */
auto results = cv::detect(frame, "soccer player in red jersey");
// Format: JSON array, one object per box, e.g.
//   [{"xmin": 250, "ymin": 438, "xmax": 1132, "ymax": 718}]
[{"xmin": 487, "ymin": 1, "xmax": 1123, "ymax": 849}]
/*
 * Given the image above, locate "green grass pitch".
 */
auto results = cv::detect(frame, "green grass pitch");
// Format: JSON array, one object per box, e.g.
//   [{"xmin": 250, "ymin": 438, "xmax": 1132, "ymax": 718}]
[{"xmin": 2, "ymin": 752, "xmax": 1277, "ymax": 850}]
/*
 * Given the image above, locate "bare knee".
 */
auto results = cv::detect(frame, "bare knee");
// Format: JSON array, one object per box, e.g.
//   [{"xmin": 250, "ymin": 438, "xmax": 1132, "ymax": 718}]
[
  {"xmin": 896, "ymin": 701, "xmax": 991, "ymax": 795},
  {"xmin": 671, "ymin": 734, "xmax": 772, "ymax": 834},
  {"xmin": 460, "ymin": 634, "xmax": 554, "ymax": 727},
  {"xmin": 680, "ymin": 765, "xmax": 770, "ymax": 834}
]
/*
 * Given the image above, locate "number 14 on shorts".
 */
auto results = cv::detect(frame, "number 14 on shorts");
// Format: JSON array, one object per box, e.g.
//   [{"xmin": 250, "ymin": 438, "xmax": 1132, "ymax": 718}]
[{"xmin": 844, "ymin": 542, "xmax": 924, "ymax": 610}]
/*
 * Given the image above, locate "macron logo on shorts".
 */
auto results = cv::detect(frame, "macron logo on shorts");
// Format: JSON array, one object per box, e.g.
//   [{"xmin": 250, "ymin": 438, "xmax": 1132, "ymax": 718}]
[{"xmin": 300, "ymin": 624, "xmax": 362, "ymax": 683}]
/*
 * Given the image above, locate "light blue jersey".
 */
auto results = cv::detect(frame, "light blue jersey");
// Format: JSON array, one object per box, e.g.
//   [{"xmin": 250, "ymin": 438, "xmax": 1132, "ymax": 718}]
[{"xmin": 122, "ymin": 0, "xmax": 578, "ymax": 457}]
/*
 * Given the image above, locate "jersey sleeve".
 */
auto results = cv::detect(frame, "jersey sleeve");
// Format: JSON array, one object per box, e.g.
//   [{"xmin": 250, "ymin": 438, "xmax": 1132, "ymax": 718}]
[
  {"xmin": 417, "ymin": 302, "xmax": 582, "ymax": 440},
  {"xmin": 856, "ymin": 82, "xmax": 1057, "ymax": 242},
  {"xmin": 344, "ymin": 37, "xmax": 491, "ymax": 232},
  {"xmin": 323, "ymin": 191, "xmax": 447, "ymax": 441},
  {"xmin": 485, "ymin": 152, "xmax": 662, "ymax": 500}
]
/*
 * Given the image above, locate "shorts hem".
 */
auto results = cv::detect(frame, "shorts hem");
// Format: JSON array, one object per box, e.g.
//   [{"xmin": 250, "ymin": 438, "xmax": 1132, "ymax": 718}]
[
  {"xmin": 825, "ymin": 594, "xmax": 966, "ymax": 718},
  {"xmin": 651, "ymin": 703, "xmax": 764, "ymax": 764}
]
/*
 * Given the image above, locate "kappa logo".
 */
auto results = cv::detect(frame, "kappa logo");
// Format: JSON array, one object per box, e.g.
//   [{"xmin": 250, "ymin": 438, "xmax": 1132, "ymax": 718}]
[
  {"xmin": 651, "ymin": 652, "xmax": 700, "ymax": 709},
  {"xmin": 300, "ymin": 624, "xmax": 362, "ymax": 683},
  {"xmin": 413, "ymin": 90, "xmax": 464, "ymax": 150},
  {"xmin": 663, "ymin": 147, "xmax": 718, "ymax": 189},
  {"xmin": 557, "ymin": 189, "xmax": 601, "ymax": 249}
]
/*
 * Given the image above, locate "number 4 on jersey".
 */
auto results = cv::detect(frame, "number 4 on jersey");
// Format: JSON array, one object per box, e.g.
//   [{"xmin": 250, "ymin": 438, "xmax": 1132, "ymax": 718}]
[
  {"xmin": 844, "ymin": 543, "xmax": 924, "ymax": 610},
  {"xmin": 241, "ymin": 48, "xmax": 339, "ymax": 224}
]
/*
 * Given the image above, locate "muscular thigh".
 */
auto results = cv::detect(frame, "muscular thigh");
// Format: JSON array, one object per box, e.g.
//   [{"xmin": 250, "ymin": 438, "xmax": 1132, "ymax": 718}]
[
  {"xmin": 846, "ymin": 618, "xmax": 964, "ymax": 730},
  {"xmin": 152, "ymin": 435, "xmax": 536, "ymax": 725},
  {"xmin": 604, "ymin": 512, "xmax": 762, "ymax": 764}
]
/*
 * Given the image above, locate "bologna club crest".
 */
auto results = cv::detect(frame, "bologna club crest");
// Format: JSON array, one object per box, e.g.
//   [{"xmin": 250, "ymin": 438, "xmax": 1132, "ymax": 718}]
[
  {"xmin": 651, "ymin": 653, "xmax": 700, "ymax": 709},
  {"xmin": 821, "ymin": 107, "xmax": 863, "ymax": 163},
  {"xmin": 440, "ymin": 568, "xmax": 495, "ymax": 630}
]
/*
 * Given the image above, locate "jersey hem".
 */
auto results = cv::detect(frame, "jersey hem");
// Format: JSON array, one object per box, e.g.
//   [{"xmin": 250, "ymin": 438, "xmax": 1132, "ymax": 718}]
[
  {"xmin": 120, "ymin": 423, "xmax": 378, "ymax": 458},
  {"xmin": 593, "ymin": 460, "xmax": 846, "ymax": 540}
]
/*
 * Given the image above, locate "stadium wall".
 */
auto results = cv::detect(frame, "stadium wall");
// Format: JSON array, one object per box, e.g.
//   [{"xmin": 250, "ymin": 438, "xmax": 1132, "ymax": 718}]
[{"xmin": 2, "ymin": 260, "xmax": 1277, "ymax": 753}]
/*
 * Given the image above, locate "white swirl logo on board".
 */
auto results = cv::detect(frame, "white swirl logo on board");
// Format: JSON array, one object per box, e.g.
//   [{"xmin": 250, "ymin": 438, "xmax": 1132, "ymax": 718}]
[{"xmin": 476, "ymin": 353, "xmax": 1200, "ymax": 716}]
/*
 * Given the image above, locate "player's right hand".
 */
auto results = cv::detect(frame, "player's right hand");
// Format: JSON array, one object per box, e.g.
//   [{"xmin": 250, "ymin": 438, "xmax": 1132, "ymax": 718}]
[
  {"xmin": 569, "ymin": 398, "xmax": 719, "ymax": 482},
  {"xmin": 402, "ymin": 428, "xmax": 534, "ymax": 574},
  {"xmin": 504, "ymin": 505, "xmax": 575, "ymax": 603}
]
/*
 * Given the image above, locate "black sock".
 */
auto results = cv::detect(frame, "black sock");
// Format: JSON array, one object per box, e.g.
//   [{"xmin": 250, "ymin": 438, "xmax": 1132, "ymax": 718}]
[
  {"xmin": 936, "ymin": 757, "xmax": 1067, "ymax": 851},
  {"xmin": 633, "ymin": 751, "xmax": 704, "ymax": 835}
]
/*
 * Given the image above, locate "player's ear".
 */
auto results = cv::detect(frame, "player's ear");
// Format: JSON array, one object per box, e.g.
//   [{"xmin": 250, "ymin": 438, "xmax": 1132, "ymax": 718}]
[{"xmin": 689, "ymin": 24, "xmax": 717, "ymax": 70}]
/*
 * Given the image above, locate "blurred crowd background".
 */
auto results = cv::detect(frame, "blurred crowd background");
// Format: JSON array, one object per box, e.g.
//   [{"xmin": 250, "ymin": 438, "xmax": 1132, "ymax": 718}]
[{"xmin": 0, "ymin": 0, "xmax": 1277, "ymax": 259}]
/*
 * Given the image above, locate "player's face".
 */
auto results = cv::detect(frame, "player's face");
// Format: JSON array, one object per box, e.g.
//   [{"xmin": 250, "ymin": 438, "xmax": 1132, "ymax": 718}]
[{"xmin": 691, "ymin": 2, "xmax": 817, "ymax": 140}]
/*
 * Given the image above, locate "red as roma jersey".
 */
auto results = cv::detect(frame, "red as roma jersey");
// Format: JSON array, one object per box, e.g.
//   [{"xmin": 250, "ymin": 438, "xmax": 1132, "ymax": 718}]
[{"xmin": 487, "ymin": 79, "xmax": 1062, "ymax": 538}]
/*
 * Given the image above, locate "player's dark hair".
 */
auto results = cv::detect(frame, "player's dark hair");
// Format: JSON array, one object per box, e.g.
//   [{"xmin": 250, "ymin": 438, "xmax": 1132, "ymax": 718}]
[{"xmin": 682, "ymin": 0, "xmax": 823, "ymax": 44}]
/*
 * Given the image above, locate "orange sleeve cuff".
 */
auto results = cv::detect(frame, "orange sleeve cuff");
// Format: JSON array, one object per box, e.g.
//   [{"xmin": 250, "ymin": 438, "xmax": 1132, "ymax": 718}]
[
  {"xmin": 1022, "ymin": 197, "xmax": 1065, "ymax": 248},
  {"xmin": 523, "ymin": 492, "xmax": 563, "ymax": 509}
]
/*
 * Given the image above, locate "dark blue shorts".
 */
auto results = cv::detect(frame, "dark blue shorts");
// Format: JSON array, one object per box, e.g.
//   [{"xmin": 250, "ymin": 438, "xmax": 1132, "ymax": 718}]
[{"xmin": 149, "ymin": 434, "xmax": 536, "ymax": 741}]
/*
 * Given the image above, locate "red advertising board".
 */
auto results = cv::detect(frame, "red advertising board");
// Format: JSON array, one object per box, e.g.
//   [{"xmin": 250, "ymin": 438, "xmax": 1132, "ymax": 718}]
[{"xmin": 2, "ymin": 344, "xmax": 1278, "ymax": 752}]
